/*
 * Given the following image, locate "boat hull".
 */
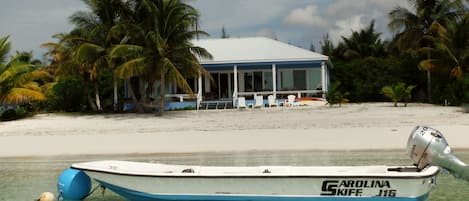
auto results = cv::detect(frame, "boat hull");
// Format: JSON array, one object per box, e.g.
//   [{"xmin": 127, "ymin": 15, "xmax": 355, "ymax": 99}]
[
  {"xmin": 82, "ymin": 170, "xmax": 436, "ymax": 201},
  {"xmin": 96, "ymin": 178, "xmax": 429, "ymax": 201},
  {"xmin": 69, "ymin": 161, "xmax": 438, "ymax": 201}
]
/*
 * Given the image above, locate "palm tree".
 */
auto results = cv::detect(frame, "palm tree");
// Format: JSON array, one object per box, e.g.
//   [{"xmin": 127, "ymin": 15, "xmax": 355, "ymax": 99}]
[
  {"xmin": 320, "ymin": 33, "xmax": 334, "ymax": 57},
  {"xmin": 388, "ymin": 0, "xmax": 466, "ymax": 102},
  {"xmin": 419, "ymin": 15, "xmax": 469, "ymax": 79},
  {"xmin": 0, "ymin": 36, "xmax": 49, "ymax": 105},
  {"xmin": 389, "ymin": 0, "xmax": 464, "ymax": 49},
  {"xmin": 66, "ymin": 0, "xmax": 131, "ymax": 111},
  {"xmin": 42, "ymin": 30, "xmax": 104, "ymax": 111},
  {"xmin": 110, "ymin": 0, "xmax": 212, "ymax": 114},
  {"xmin": 341, "ymin": 20, "xmax": 386, "ymax": 59}
]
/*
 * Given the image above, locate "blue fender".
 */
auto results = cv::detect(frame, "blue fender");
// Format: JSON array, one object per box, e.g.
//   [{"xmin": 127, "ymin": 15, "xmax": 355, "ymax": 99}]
[{"xmin": 57, "ymin": 168, "xmax": 91, "ymax": 200}]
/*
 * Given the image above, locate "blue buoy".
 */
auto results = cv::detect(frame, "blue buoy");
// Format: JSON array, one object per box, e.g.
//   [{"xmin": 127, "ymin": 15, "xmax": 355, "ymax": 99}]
[{"xmin": 57, "ymin": 168, "xmax": 91, "ymax": 200}]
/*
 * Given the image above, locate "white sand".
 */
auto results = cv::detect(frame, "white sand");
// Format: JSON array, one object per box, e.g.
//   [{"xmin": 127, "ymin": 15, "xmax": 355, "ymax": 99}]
[{"xmin": 1, "ymin": 103, "xmax": 469, "ymax": 157}]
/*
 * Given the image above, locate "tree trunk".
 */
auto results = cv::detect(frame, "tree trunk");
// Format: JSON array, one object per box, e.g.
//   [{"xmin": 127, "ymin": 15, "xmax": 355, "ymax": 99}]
[
  {"xmin": 87, "ymin": 93, "xmax": 98, "ymax": 111},
  {"xmin": 427, "ymin": 70, "xmax": 431, "ymax": 103},
  {"xmin": 94, "ymin": 82, "xmax": 102, "ymax": 111},
  {"xmin": 127, "ymin": 79, "xmax": 144, "ymax": 113},
  {"xmin": 113, "ymin": 73, "xmax": 118, "ymax": 112},
  {"xmin": 159, "ymin": 73, "xmax": 165, "ymax": 116},
  {"xmin": 139, "ymin": 77, "xmax": 147, "ymax": 103}
]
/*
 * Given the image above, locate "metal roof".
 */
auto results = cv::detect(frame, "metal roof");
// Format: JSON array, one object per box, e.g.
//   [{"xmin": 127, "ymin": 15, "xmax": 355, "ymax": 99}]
[{"xmin": 192, "ymin": 37, "xmax": 328, "ymax": 65}]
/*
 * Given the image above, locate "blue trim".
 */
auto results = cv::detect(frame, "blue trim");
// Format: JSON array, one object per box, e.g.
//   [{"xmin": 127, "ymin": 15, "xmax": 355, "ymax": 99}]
[
  {"xmin": 202, "ymin": 60, "xmax": 324, "ymax": 71},
  {"xmin": 165, "ymin": 102, "xmax": 197, "ymax": 111},
  {"xmin": 96, "ymin": 180, "xmax": 429, "ymax": 201},
  {"xmin": 123, "ymin": 102, "xmax": 196, "ymax": 112}
]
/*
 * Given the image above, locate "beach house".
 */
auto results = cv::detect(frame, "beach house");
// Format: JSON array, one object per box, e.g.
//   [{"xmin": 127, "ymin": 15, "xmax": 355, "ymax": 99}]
[{"xmin": 152, "ymin": 37, "xmax": 330, "ymax": 110}]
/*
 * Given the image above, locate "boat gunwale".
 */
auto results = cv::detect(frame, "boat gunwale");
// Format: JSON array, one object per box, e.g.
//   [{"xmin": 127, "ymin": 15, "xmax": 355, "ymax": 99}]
[{"xmin": 71, "ymin": 166, "xmax": 440, "ymax": 179}]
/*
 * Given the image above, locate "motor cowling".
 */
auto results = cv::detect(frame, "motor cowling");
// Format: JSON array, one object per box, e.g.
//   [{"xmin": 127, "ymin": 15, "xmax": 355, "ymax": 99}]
[
  {"xmin": 407, "ymin": 126, "xmax": 469, "ymax": 181},
  {"xmin": 57, "ymin": 168, "xmax": 91, "ymax": 200}
]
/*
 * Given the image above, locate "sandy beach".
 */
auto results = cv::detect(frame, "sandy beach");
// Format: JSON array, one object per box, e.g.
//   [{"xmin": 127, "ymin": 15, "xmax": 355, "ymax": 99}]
[{"xmin": 1, "ymin": 103, "xmax": 469, "ymax": 157}]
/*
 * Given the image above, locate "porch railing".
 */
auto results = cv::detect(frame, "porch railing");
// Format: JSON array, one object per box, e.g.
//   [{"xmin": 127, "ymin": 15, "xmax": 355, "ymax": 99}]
[
  {"xmin": 237, "ymin": 90, "xmax": 323, "ymax": 98},
  {"xmin": 165, "ymin": 94, "xmax": 195, "ymax": 102}
]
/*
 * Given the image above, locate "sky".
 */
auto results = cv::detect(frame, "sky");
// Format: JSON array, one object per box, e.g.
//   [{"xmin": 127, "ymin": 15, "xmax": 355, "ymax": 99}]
[{"xmin": 0, "ymin": 0, "xmax": 412, "ymax": 60}]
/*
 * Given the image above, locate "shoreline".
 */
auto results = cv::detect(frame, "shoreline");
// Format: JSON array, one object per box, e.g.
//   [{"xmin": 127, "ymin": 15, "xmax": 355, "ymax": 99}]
[{"xmin": 1, "ymin": 103, "xmax": 469, "ymax": 158}]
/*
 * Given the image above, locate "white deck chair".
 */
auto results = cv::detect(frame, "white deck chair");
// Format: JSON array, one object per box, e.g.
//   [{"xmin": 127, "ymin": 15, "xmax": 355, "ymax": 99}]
[
  {"xmin": 254, "ymin": 95, "xmax": 264, "ymax": 108},
  {"xmin": 237, "ymin": 97, "xmax": 247, "ymax": 109},
  {"xmin": 268, "ymin": 95, "xmax": 278, "ymax": 108},
  {"xmin": 287, "ymin": 95, "xmax": 298, "ymax": 107}
]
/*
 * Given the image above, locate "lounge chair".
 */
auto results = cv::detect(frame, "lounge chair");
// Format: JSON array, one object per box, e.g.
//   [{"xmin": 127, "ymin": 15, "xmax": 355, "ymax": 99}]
[
  {"xmin": 286, "ymin": 95, "xmax": 298, "ymax": 107},
  {"xmin": 253, "ymin": 95, "xmax": 264, "ymax": 108},
  {"xmin": 237, "ymin": 97, "xmax": 247, "ymax": 109},
  {"xmin": 268, "ymin": 95, "xmax": 279, "ymax": 108}
]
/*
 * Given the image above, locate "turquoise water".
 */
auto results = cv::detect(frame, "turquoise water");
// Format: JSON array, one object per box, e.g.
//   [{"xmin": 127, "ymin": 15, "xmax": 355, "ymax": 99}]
[{"xmin": 0, "ymin": 150, "xmax": 468, "ymax": 201}]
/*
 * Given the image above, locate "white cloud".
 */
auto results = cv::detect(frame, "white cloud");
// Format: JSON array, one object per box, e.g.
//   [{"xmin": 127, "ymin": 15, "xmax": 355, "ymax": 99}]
[
  {"xmin": 322, "ymin": 0, "xmax": 412, "ymax": 44},
  {"xmin": 328, "ymin": 15, "xmax": 366, "ymax": 44},
  {"xmin": 326, "ymin": 0, "xmax": 410, "ymax": 19},
  {"xmin": 283, "ymin": 5, "xmax": 328, "ymax": 28}
]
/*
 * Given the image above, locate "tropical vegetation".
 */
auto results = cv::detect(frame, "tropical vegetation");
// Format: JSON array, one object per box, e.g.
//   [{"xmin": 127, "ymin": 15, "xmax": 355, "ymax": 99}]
[
  {"xmin": 382, "ymin": 83, "xmax": 416, "ymax": 107},
  {"xmin": 39, "ymin": 0, "xmax": 211, "ymax": 115},
  {"xmin": 323, "ymin": 0, "xmax": 468, "ymax": 106},
  {"xmin": 0, "ymin": 0, "xmax": 468, "ymax": 119},
  {"xmin": 0, "ymin": 36, "xmax": 50, "ymax": 106},
  {"xmin": 325, "ymin": 82, "xmax": 349, "ymax": 107}
]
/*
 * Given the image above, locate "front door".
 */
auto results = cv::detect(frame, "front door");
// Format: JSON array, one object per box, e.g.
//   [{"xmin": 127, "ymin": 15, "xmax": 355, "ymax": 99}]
[{"xmin": 219, "ymin": 73, "xmax": 232, "ymax": 99}]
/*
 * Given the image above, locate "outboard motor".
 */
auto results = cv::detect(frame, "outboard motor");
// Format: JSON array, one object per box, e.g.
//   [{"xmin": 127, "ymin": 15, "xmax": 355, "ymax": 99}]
[{"xmin": 408, "ymin": 126, "xmax": 469, "ymax": 181}]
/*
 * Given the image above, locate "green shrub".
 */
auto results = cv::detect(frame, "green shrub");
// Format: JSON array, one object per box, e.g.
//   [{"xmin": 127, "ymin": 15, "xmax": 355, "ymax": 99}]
[
  {"xmin": 381, "ymin": 82, "xmax": 415, "ymax": 107},
  {"xmin": 326, "ymin": 82, "xmax": 350, "ymax": 107},
  {"xmin": 0, "ymin": 108, "xmax": 28, "ymax": 121},
  {"xmin": 47, "ymin": 77, "xmax": 88, "ymax": 112}
]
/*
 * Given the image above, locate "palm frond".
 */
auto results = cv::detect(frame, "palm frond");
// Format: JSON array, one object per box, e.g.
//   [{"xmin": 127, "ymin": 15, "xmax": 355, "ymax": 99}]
[
  {"xmin": 29, "ymin": 70, "xmax": 53, "ymax": 81},
  {"xmin": 451, "ymin": 66, "xmax": 464, "ymax": 79},
  {"xmin": 418, "ymin": 59, "xmax": 439, "ymax": 71},
  {"xmin": 0, "ymin": 63, "xmax": 35, "ymax": 83},
  {"xmin": 1, "ymin": 87, "xmax": 45, "ymax": 104},
  {"xmin": 69, "ymin": 11, "xmax": 101, "ymax": 32},
  {"xmin": 189, "ymin": 46, "xmax": 213, "ymax": 60},
  {"xmin": 115, "ymin": 58, "xmax": 146, "ymax": 79},
  {"xmin": 161, "ymin": 57, "xmax": 193, "ymax": 95},
  {"xmin": 75, "ymin": 43, "xmax": 105, "ymax": 63},
  {"xmin": 0, "ymin": 35, "xmax": 11, "ymax": 64},
  {"xmin": 110, "ymin": 44, "xmax": 144, "ymax": 60}
]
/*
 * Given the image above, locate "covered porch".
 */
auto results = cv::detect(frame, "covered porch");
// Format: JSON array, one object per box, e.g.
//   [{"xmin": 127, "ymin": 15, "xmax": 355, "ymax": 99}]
[{"xmin": 167, "ymin": 37, "xmax": 330, "ymax": 110}]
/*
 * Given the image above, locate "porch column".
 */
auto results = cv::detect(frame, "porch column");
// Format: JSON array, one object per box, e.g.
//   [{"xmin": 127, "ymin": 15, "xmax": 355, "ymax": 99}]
[
  {"xmin": 272, "ymin": 64, "xmax": 277, "ymax": 96},
  {"xmin": 321, "ymin": 61, "xmax": 327, "ymax": 98},
  {"xmin": 233, "ymin": 65, "xmax": 238, "ymax": 105},
  {"xmin": 197, "ymin": 71, "xmax": 202, "ymax": 110}
]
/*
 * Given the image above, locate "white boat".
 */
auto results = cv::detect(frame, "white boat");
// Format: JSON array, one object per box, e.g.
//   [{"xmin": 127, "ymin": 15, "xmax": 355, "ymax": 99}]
[
  {"xmin": 57, "ymin": 126, "xmax": 469, "ymax": 201},
  {"xmin": 61, "ymin": 161, "xmax": 438, "ymax": 201}
]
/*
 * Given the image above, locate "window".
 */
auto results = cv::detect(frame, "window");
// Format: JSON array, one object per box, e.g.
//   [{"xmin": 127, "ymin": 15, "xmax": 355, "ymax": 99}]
[
  {"xmin": 253, "ymin": 72, "xmax": 263, "ymax": 91},
  {"xmin": 263, "ymin": 72, "xmax": 273, "ymax": 90},
  {"xmin": 280, "ymin": 71, "xmax": 293, "ymax": 90},
  {"xmin": 293, "ymin": 70, "xmax": 306, "ymax": 90},
  {"xmin": 279, "ymin": 69, "xmax": 321, "ymax": 90},
  {"xmin": 307, "ymin": 69, "xmax": 322, "ymax": 90}
]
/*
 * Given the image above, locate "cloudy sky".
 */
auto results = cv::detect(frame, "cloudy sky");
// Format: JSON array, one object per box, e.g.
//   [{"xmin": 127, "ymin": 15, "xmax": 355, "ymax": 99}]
[{"xmin": 0, "ymin": 0, "xmax": 411, "ymax": 59}]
